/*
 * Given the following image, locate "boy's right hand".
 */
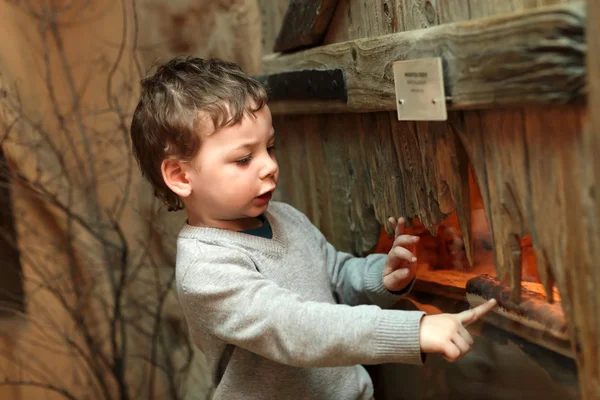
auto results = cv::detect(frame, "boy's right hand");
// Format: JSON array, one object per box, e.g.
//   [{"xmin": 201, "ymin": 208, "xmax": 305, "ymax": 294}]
[{"xmin": 419, "ymin": 298, "xmax": 497, "ymax": 362}]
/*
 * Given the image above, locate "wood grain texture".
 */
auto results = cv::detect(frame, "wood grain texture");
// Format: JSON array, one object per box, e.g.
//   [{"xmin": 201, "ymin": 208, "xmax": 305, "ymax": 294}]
[
  {"xmin": 324, "ymin": 0, "xmax": 397, "ymax": 44},
  {"xmin": 576, "ymin": 0, "xmax": 600, "ymax": 400},
  {"xmin": 264, "ymin": 3, "xmax": 585, "ymax": 114},
  {"xmin": 273, "ymin": 0, "xmax": 340, "ymax": 53},
  {"xmin": 275, "ymin": 113, "xmax": 382, "ymax": 253}
]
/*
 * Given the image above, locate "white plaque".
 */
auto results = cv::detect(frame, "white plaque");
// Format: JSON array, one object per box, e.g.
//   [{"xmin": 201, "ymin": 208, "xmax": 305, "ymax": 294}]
[{"xmin": 393, "ymin": 57, "xmax": 447, "ymax": 121}]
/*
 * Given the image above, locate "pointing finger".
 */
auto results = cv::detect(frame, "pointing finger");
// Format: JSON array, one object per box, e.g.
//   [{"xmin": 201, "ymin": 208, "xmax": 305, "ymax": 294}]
[{"xmin": 458, "ymin": 298, "xmax": 497, "ymax": 327}]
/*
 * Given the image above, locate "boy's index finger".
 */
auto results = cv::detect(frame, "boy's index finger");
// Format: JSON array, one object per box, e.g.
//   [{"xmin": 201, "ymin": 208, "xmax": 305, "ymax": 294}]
[{"xmin": 458, "ymin": 298, "xmax": 497, "ymax": 327}]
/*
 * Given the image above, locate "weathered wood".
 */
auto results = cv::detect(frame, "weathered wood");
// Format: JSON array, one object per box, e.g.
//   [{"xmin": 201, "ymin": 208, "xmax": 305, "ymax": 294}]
[
  {"xmin": 582, "ymin": 0, "xmax": 600, "ymax": 396},
  {"xmin": 276, "ymin": 113, "xmax": 383, "ymax": 253},
  {"xmin": 324, "ymin": 0, "xmax": 397, "ymax": 44},
  {"xmin": 275, "ymin": 0, "xmax": 476, "ymax": 258},
  {"xmin": 398, "ymin": 0, "xmax": 439, "ymax": 30},
  {"xmin": 273, "ymin": 0, "xmax": 593, "ymax": 398},
  {"xmin": 524, "ymin": 105, "xmax": 597, "ymax": 398},
  {"xmin": 273, "ymin": 0, "xmax": 340, "ymax": 53},
  {"xmin": 263, "ymin": 4, "xmax": 585, "ymax": 114}
]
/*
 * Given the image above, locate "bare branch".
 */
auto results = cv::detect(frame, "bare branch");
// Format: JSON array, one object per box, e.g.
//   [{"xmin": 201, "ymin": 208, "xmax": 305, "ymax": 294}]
[{"xmin": 0, "ymin": 1, "xmax": 196, "ymax": 399}]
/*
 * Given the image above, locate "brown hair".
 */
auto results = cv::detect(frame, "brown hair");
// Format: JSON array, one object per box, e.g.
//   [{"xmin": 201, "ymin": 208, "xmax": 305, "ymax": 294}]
[{"xmin": 130, "ymin": 56, "xmax": 267, "ymax": 211}]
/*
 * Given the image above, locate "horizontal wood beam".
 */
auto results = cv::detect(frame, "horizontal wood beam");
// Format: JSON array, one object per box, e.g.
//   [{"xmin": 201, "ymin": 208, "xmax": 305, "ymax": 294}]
[{"xmin": 262, "ymin": 4, "xmax": 585, "ymax": 115}]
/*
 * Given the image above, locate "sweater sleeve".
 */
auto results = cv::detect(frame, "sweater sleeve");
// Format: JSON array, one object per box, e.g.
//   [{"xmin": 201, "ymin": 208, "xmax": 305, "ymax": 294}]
[
  {"xmin": 179, "ymin": 245, "xmax": 425, "ymax": 368},
  {"xmin": 288, "ymin": 206, "xmax": 413, "ymax": 308}
]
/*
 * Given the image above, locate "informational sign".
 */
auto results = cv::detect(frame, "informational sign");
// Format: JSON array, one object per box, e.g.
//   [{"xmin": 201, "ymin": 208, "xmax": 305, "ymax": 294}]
[{"xmin": 393, "ymin": 57, "xmax": 447, "ymax": 121}]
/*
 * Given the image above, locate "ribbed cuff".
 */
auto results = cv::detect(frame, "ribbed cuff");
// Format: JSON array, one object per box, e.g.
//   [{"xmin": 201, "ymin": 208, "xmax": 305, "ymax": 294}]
[
  {"xmin": 388, "ymin": 276, "xmax": 416, "ymax": 296},
  {"xmin": 374, "ymin": 309, "xmax": 425, "ymax": 365},
  {"xmin": 364, "ymin": 256, "xmax": 403, "ymax": 308}
]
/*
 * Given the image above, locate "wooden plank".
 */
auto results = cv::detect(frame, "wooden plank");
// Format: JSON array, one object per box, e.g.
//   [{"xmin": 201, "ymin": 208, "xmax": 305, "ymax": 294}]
[
  {"xmin": 262, "ymin": 3, "xmax": 585, "ymax": 114},
  {"xmin": 273, "ymin": 0, "xmax": 340, "ymax": 53}
]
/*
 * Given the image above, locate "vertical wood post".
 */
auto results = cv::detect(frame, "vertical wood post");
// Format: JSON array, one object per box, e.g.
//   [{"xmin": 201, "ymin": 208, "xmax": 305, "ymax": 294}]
[{"xmin": 580, "ymin": 1, "xmax": 600, "ymax": 398}]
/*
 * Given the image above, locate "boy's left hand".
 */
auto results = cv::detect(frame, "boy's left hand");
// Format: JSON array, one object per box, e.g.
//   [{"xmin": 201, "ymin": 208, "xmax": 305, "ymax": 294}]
[{"xmin": 383, "ymin": 217, "xmax": 419, "ymax": 292}]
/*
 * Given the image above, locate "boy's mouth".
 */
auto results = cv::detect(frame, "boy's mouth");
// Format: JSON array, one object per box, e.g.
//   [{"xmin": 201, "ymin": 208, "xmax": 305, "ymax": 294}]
[{"xmin": 255, "ymin": 191, "xmax": 273, "ymax": 205}]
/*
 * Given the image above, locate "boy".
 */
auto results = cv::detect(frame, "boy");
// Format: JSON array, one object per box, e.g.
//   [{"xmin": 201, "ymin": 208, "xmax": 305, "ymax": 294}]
[{"xmin": 130, "ymin": 57, "xmax": 496, "ymax": 400}]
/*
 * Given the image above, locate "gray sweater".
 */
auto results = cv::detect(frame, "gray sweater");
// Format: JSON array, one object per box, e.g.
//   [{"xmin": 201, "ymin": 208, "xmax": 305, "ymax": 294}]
[{"xmin": 176, "ymin": 201, "xmax": 425, "ymax": 400}]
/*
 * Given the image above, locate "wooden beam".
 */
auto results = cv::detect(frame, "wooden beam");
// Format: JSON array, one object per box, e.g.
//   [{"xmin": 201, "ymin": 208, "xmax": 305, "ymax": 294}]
[
  {"xmin": 263, "ymin": 4, "xmax": 585, "ymax": 115},
  {"xmin": 273, "ymin": 0, "xmax": 340, "ymax": 53}
]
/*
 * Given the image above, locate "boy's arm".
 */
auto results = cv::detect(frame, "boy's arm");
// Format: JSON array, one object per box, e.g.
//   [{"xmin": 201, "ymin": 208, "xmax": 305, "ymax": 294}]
[
  {"xmin": 179, "ymin": 247, "xmax": 425, "ymax": 368},
  {"xmin": 300, "ymin": 216, "xmax": 414, "ymax": 308},
  {"xmin": 279, "ymin": 203, "xmax": 415, "ymax": 308},
  {"xmin": 324, "ymin": 247, "xmax": 409, "ymax": 308}
]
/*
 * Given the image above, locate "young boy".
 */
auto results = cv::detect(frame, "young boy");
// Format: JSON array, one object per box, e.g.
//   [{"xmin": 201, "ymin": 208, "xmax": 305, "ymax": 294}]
[{"xmin": 130, "ymin": 57, "xmax": 496, "ymax": 400}]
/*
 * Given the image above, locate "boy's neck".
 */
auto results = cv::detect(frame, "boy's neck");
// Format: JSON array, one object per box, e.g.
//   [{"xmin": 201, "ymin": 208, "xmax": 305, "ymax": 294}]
[{"xmin": 186, "ymin": 213, "xmax": 263, "ymax": 231}]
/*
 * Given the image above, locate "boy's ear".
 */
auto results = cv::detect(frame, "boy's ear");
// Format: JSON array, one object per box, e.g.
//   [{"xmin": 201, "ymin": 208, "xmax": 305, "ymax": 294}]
[{"xmin": 161, "ymin": 159, "xmax": 192, "ymax": 198}]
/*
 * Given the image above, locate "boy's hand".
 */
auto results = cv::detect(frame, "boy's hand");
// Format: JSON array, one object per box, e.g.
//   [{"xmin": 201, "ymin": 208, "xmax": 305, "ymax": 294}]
[
  {"xmin": 420, "ymin": 299, "xmax": 497, "ymax": 362},
  {"xmin": 383, "ymin": 217, "xmax": 419, "ymax": 292}
]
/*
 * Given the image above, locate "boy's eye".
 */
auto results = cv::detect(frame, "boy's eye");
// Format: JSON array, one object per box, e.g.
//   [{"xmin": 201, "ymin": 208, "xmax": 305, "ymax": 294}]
[
  {"xmin": 236, "ymin": 155, "xmax": 252, "ymax": 165},
  {"xmin": 267, "ymin": 145, "xmax": 276, "ymax": 153}
]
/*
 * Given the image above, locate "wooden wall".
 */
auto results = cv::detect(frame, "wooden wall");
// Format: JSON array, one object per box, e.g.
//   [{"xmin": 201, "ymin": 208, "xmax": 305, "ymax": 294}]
[{"xmin": 270, "ymin": 0, "xmax": 596, "ymax": 398}]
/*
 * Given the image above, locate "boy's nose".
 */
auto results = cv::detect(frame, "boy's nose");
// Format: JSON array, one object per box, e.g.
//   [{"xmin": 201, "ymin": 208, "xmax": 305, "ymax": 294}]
[{"xmin": 260, "ymin": 154, "xmax": 278, "ymax": 180}]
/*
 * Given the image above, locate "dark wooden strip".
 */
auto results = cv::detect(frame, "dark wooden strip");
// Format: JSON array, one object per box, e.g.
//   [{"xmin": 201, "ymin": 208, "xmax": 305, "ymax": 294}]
[
  {"xmin": 253, "ymin": 68, "xmax": 347, "ymax": 101},
  {"xmin": 273, "ymin": 0, "xmax": 340, "ymax": 53}
]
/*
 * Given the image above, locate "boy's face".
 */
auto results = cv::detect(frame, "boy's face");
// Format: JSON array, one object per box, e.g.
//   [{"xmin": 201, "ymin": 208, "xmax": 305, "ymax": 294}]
[{"xmin": 183, "ymin": 105, "xmax": 278, "ymax": 230}]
